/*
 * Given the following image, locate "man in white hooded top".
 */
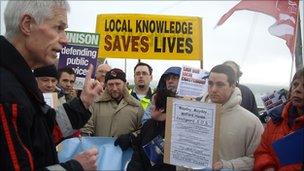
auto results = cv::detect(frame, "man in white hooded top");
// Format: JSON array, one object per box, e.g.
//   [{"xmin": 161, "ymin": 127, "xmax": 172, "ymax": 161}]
[{"xmin": 202, "ymin": 64, "xmax": 264, "ymax": 170}]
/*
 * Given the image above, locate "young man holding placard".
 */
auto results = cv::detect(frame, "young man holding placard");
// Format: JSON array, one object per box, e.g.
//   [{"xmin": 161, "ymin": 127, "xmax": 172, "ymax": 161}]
[{"xmin": 202, "ymin": 64, "xmax": 264, "ymax": 170}]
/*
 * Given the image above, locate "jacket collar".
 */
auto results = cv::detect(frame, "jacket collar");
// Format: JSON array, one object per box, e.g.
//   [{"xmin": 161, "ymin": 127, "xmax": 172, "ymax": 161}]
[
  {"xmin": 222, "ymin": 87, "xmax": 242, "ymax": 111},
  {"xmin": 130, "ymin": 87, "xmax": 153, "ymax": 100},
  {"xmin": 96, "ymin": 86, "xmax": 140, "ymax": 107},
  {"xmin": 282, "ymin": 102, "xmax": 304, "ymax": 129},
  {"xmin": 0, "ymin": 36, "xmax": 45, "ymax": 104}
]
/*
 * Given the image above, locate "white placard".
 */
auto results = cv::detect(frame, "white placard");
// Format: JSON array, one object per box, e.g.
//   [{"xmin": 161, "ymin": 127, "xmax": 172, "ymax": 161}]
[
  {"xmin": 176, "ymin": 66, "xmax": 209, "ymax": 98},
  {"xmin": 164, "ymin": 98, "xmax": 219, "ymax": 169}
]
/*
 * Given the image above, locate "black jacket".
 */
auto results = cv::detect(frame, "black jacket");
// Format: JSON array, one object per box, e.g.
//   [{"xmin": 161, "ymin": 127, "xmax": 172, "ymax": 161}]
[
  {"xmin": 238, "ymin": 84, "xmax": 259, "ymax": 116},
  {"xmin": 0, "ymin": 36, "xmax": 91, "ymax": 170},
  {"xmin": 127, "ymin": 119, "xmax": 176, "ymax": 171}
]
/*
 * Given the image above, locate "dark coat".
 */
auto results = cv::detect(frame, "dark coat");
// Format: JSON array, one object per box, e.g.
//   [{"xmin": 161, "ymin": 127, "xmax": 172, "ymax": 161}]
[
  {"xmin": 238, "ymin": 84, "xmax": 259, "ymax": 116},
  {"xmin": 127, "ymin": 119, "xmax": 176, "ymax": 171},
  {"xmin": 0, "ymin": 36, "xmax": 90, "ymax": 170}
]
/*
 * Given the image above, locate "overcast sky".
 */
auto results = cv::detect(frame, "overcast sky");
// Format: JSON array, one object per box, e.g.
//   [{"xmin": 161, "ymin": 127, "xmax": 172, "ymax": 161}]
[{"xmin": 1, "ymin": 1, "xmax": 303, "ymax": 86}]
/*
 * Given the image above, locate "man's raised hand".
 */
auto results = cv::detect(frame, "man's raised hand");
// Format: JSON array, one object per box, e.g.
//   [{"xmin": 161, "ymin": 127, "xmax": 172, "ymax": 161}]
[{"xmin": 80, "ymin": 64, "xmax": 103, "ymax": 108}]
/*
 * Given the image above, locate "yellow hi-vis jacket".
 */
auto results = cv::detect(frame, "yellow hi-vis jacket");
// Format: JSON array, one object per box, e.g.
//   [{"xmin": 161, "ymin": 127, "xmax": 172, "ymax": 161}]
[{"xmin": 129, "ymin": 88, "xmax": 153, "ymax": 110}]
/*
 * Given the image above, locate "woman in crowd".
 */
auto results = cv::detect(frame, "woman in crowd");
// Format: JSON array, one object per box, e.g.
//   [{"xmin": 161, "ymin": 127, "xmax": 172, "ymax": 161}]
[
  {"xmin": 127, "ymin": 77, "xmax": 176, "ymax": 171},
  {"xmin": 254, "ymin": 68, "xmax": 304, "ymax": 171}
]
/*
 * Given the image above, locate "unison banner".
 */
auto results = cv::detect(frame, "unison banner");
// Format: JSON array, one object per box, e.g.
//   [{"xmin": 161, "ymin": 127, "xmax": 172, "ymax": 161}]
[
  {"xmin": 57, "ymin": 137, "xmax": 133, "ymax": 170},
  {"xmin": 96, "ymin": 14, "xmax": 202, "ymax": 60},
  {"xmin": 58, "ymin": 31, "xmax": 99, "ymax": 90}
]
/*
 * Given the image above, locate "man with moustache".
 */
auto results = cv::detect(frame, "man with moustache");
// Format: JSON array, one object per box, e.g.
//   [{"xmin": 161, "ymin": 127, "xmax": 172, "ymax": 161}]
[{"xmin": 81, "ymin": 69, "xmax": 144, "ymax": 139}]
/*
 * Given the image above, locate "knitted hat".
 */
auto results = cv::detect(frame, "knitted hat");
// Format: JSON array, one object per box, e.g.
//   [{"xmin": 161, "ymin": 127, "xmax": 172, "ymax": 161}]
[
  {"xmin": 34, "ymin": 65, "xmax": 58, "ymax": 78},
  {"xmin": 105, "ymin": 68, "xmax": 126, "ymax": 83}
]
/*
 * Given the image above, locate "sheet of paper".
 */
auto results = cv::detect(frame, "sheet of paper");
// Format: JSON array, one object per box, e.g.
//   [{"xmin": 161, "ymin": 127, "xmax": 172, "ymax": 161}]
[
  {"xmin": 43, "ymin": 92, "xmax": 59, "ymax": 108},
  {"xmin": 169, "ymin": 98, "xmax": 216, "ymax": 169}
]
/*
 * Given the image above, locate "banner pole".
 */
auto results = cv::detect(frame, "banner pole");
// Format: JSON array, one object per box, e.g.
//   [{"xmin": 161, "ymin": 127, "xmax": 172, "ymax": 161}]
[{"xmin": 295, "ymin": 10, "xmax": 303, "ymax": 71}]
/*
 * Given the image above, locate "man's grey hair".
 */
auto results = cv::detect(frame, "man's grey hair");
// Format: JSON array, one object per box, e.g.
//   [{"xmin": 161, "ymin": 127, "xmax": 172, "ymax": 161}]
[
  {"xmin": 97, "ymin": 63, "xmax": 111, "ymax": 69},
  {"xmin": 4, "ymin": 0, "xmax": 70, "ymax": 40}
]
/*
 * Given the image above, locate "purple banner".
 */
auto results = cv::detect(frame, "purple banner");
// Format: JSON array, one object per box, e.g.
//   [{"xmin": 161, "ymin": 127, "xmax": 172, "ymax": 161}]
[{"xmin": 58, "ymin": 45, "xmax": 98, "ymax": 89}]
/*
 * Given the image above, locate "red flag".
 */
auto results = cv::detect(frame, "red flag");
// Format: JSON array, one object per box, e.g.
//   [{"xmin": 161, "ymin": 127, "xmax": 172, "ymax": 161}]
[{"xmin": 216, "ymin": 0, "xmax": 300, "ymax": 56}]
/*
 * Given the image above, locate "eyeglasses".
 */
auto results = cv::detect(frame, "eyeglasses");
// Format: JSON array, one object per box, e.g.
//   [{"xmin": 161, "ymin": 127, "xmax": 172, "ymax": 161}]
[{"xmin": 135, "ymin": 71, "xmax": 150, "ymax": 76}]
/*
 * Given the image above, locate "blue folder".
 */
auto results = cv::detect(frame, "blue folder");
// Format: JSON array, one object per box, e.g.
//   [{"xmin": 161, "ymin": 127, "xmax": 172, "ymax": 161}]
[
  {"xmin": 143, "ymin": 135, "xmax": 164, "ymax": 166},
  {"xmin": 57, "ymin": 137, "xmax": 133, "ymax": 170},
  {"xmin": 272, "ymin": 128, "xmax": 304, "ymax": 166}
]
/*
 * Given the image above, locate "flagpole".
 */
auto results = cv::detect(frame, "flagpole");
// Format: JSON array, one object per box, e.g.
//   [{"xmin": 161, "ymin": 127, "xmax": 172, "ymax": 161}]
[
  {"xmin": 290, "ymin": 56, "xmax": 295, "ymax": 84},
  {"xmin": 295, "ymin": 10, "xmax": 303, "ymax": 71},
  {"xmin": 124, "ymin": 58, "xmax": 127, "ymax": 77}
]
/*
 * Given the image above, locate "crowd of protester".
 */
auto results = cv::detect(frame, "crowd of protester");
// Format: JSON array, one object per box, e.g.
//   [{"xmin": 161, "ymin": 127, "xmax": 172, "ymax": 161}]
[{"xmin": 1, "ymin": 0, "xmax": 303, "ymax": 170}]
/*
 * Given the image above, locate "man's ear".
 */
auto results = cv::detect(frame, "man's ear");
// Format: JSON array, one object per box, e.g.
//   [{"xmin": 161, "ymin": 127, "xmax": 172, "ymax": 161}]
[{"xmin": 19, "ymin": 14, "xmax": 34, "ymax": 36}]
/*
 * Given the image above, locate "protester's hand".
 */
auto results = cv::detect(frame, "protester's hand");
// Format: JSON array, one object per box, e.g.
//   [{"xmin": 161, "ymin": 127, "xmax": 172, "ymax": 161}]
[
  {"xmin": 212, "ymin": 160, "xmax": 223, "ymax": 170},
  {"xmin": 114, "ymin": 133, "xmax": 131, "ymax": 151},
  {"xmin": 74, "ymin": 147, "xmax": 98, "ymax": 171},
  {"xmin": 151, "ymin": 106, "xmax": 166, "ymax": 121},
  {"xmin": 70, "ymin": 89, "xmax": 78, "ymax": 98},
  {"xmin": 80, "ymin": 64, "xmax": 103, "ymax": 108}
]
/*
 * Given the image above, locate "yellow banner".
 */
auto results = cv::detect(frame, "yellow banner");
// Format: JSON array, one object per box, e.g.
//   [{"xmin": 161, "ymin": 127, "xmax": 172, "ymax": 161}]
[{"xmin": 96, "ymin": 14, "xmax": 202, "ymax": 60}]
